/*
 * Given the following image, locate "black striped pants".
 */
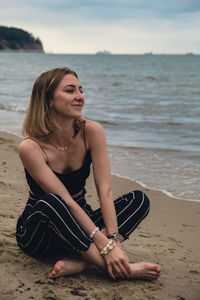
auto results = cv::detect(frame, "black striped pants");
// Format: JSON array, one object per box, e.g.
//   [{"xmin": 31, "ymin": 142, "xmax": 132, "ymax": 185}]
[{"xmin": 16, "ymin": 189, "xmax": 150, "ymax": 256}]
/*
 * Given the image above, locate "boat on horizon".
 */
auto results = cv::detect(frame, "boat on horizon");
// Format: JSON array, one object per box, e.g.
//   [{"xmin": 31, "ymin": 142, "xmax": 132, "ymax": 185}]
[
  {"xmin": 185, "ymin": 52, "xmax": 194, "ymax": 56},
  {"xmin": 96, "ymin": 50, "xmax": 111, "ymax": 55},
  {"xmin": 144, "ymin": 52, "xmax": 153, "ymax": 55}
]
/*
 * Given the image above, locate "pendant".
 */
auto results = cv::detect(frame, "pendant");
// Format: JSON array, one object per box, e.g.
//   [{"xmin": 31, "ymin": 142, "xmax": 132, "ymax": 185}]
[{"xmin": 48, "ymin": 137, "xmax": 73, "ymax": 151}]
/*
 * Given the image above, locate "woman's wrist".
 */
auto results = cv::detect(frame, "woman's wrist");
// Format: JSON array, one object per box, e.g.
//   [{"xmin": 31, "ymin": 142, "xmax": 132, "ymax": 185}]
[
  {"xmin": 89, "ymin": 226, "xmax": 99, "ymax": 239},
  {"xmin": 92, "ymin": 231, "xmax": 117, "ymax": 256},
  {"xmin": 100, "ymin": 239, "xmax": 116, "ymax": 256},
  {"xmin": 92, "ymin": 230, "xmax": 110, "ymax": 250},
  {"xmin": 107, "ymin": 232, "xmax": 121, "ymax": 242}
]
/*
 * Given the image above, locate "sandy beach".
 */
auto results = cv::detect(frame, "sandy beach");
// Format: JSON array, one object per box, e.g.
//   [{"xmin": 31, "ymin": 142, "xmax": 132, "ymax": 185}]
[{"xmin": 0, "ymin": 131, "xmax": 199, "ymax": 300}]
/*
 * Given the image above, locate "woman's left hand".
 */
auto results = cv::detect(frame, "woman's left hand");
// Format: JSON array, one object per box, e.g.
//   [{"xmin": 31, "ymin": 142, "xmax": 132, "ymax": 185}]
[{"xmin": 103, "ymin": 243, "xmax": 132, "ymax": 280}]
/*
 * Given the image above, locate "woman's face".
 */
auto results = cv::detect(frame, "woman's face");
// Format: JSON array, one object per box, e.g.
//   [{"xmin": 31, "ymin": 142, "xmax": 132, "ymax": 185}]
[{"xmin": 50, "ymin": 74, "xmax": 84, "ymax": 120}]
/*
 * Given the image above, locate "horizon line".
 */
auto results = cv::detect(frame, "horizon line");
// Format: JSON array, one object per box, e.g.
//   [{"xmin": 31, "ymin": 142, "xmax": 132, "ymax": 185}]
[{"xmin": 0, "ymin": 49, "xmax": 199, "ymax": 55}]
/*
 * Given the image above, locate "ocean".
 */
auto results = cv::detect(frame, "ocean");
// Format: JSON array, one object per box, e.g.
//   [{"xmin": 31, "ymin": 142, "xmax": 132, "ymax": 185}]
[{"xmin": 0, "ymin": 52, "xmax": 199, "ymax": 202}]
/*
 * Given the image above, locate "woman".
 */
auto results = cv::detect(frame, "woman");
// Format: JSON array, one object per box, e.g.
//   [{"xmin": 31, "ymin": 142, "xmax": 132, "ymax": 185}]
[{"xmin": 16, "ymin": 67, "xmax": 161, "ymax": 280}]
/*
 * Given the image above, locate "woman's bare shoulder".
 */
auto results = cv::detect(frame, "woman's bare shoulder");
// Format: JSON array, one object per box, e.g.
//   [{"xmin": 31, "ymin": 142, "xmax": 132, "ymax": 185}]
[
  {"xmin": 18, "ymin": 138, "xmax": 45, "ymax": 158},
  {"xmin": 84, "ymin": 119, "xmax": 104, "ymax": 134},
  {"xmin": 84, "ymin": 119, "xmax": 106, "ymax": 150}
]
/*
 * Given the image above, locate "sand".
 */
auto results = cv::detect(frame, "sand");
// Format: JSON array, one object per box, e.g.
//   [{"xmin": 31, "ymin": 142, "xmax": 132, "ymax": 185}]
[{"xmin": 0, "ymin": 131, "xmax": 199, "ymax": 300}]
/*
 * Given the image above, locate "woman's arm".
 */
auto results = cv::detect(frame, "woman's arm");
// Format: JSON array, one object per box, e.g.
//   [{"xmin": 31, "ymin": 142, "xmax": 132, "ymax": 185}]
[
  {"xmin": 85, "ymin": 120, "xmax": 119, "ymax": 236},
  {"xmin": 85, "ymin": 120, "xmax": 132, "ymax": 277}
]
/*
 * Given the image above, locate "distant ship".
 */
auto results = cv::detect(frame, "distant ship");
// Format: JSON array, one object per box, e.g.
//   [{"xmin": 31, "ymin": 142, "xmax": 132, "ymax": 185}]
[
  {"xmin": 185, "ymin": 52, "xmax": 194, "ymax": 56},
  {"xmin": 144, "ymin": 52, "xmax": 153, "ymax": 55},
  {"xmin": 96, "ymin": 50, "xmax": 111, "ymax": 55}
]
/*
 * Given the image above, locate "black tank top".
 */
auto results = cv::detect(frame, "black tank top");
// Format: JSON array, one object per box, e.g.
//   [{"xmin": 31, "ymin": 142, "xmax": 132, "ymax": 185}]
[
  {"xmin": 24, "ymin": 123, "xmax": 92, "ymax": 196},
  {"xmin": 25, "ymin": 150, "xmax": 91, "ymax": 196}
]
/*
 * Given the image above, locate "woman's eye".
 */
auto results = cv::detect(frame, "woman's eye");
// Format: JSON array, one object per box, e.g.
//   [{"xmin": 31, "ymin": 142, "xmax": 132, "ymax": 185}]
[{"xmin": 66, "ymin": 89, "xmax": 73, "ymax": 93}]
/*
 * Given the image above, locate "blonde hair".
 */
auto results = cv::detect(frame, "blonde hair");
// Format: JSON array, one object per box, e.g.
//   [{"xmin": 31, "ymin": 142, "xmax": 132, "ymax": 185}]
[{"xmin": 23, "ymin": 67, "xmax": 79, "ymax": 137}]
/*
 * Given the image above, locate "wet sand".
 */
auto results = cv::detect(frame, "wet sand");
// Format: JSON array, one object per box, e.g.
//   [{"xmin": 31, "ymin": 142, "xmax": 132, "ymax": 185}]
[{"xmin": 0, "ymin": 131, "xmax": 199, "ymax": 300}]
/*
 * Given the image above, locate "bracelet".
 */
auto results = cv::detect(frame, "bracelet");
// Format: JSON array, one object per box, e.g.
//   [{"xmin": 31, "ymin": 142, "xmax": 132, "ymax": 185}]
[
  {"xmin": 100, "ymin": 239, "xmax": 116, "ymax": 256},
  {"xmin": 90, "ymin": 227, "xmax": 99, "ymax": 239}
]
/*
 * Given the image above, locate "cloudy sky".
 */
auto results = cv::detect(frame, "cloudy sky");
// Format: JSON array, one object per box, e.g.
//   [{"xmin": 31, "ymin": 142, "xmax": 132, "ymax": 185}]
[{"xmin": 1, "ymin": 0, "xmax": 200, "ymax": 54}]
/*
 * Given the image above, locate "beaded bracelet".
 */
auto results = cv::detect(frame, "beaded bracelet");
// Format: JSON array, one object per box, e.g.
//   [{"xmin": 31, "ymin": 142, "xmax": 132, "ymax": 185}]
[
  {"xmin": 89, "ymin": 226, "xmax": 99, "ymax": 239},
  {"xmin": 100, "ymin": 239, "xmax": 116, "ymax": 256}
]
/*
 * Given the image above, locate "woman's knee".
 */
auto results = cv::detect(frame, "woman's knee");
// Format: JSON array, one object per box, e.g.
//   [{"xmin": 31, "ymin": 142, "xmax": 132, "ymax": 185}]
[
  {"xmin": 142, "ymin": 191, "xmax": 150, "ymax": 209},
  {"xmin": 133, "ymin": 190, "xmax": 150, "ymax": 211}
]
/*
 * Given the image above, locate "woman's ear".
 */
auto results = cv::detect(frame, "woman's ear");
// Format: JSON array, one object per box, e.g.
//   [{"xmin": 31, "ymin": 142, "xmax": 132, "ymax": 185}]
[{"xmin": 50, "ymin": 100, "xmax": 54, "ymax": 108}]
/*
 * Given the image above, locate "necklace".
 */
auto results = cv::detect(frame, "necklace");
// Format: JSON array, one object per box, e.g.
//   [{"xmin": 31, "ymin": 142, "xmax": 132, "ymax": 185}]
[{"xmin": 48, "ymin": 134, "xmax": 75, "ymax": 151}]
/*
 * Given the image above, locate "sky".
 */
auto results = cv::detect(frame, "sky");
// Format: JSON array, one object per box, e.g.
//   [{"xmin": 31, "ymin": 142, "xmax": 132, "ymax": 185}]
[{"xmin": 1, "ymin": 0, "xmax": 200, "ymax": 54}]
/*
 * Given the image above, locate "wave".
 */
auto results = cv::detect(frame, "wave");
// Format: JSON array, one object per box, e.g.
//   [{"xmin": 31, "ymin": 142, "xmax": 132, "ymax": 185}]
[
  {"xmin": 111, "ymin": 172, "xmax": 200, "ymax": 203},
  {"xmin": 0, "ymin": 103, "xmax": 26, "ymax": 113},
  {"xmin": 108, "ymin": 143, "xmax": 189, "ymax": 154},
  {"xmin": 111, "ymin": 82, "xmax": 121, "ymax": 87},
  {"xmin": 93, "ymin": 119, "xmax": 119, "ymax": 127},
  {"xmin": 143, "ymin": 75, "xmax": 169, "ymax": 82}
]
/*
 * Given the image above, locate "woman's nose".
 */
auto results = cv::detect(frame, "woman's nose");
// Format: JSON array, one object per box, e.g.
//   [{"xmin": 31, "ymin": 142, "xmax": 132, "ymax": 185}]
[{"xmin": 75, "ymin": 91, "xmax": 84, "ymax": 100}]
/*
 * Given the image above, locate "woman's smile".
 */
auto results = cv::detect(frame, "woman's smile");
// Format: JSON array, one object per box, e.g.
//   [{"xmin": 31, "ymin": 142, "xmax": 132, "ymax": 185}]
[{"xmin": 72, "ymin": 102, "xmax": 84, "ymax": 110}]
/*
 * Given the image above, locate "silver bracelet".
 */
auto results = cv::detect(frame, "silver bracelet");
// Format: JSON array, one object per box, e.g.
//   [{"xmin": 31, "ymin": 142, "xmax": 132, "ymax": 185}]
[{"xmin": 90, "ymin": 226, "xmax": 99, "ymax": 239}]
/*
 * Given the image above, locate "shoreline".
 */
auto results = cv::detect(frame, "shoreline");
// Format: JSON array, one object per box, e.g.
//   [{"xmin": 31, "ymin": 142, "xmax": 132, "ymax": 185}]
[
  {"xmin": 0, "ymin": 130, "xmax": 200, "ymax": 299},
  {"xmin": 1, "ymin": 129, "xmax": 199, "ymax": 204},
  {"xmin": 111, "ymin": 172, "xmax": 200, "ymax": 203}
]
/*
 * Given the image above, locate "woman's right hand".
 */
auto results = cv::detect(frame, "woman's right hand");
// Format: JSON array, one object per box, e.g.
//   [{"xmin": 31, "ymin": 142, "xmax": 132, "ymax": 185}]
[{"xmin": 103, "ymin": 243, "xmax": 132, "ymax": 280}]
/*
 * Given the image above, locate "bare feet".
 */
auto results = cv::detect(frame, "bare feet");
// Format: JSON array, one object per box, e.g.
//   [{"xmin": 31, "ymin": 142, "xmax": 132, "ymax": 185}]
[
  {"xmin": 130, "ymin": 262, "xmax": 161, "ymax": 280},
  {"xmin": 49, "ymin": 258, "xmax": 89, "ymax": 279},
  {"xmin": 49, "ymin": 259, "xmax": 161, "ymax": 281}
]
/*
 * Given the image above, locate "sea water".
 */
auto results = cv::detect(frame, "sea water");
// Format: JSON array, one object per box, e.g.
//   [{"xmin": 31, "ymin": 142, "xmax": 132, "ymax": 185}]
[{"xmin": 0, "ymin": 52, "xmax": 199, "ymax": 201}]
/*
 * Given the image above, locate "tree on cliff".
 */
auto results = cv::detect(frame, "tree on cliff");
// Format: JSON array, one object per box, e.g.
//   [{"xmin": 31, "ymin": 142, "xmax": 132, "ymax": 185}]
[{"xmin": 0, "ymin": 26, "xmax": 43, "ymax": 51}]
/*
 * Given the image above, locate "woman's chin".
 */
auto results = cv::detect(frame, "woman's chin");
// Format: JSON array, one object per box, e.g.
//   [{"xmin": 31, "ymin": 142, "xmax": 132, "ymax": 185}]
[{"xmin": 73, "ymin": 110, "xmax": 83, "ymax": 118}]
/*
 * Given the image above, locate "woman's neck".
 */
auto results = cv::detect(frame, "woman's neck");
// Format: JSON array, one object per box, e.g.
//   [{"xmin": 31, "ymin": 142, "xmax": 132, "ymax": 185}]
[{"xmin": 48, "ymin": 118, "xmax": 76, "ymax": 150}]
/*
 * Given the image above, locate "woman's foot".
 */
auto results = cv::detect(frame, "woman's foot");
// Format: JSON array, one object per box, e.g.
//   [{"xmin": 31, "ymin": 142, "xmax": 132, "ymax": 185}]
[
  {"xmin": 49, "ymin": 259, "xmax": 161, "ymax": 281},
  {"xmin": 130, "ymin": 262, "xmax": 161, "ymax": 280},
  {"xmin": 49, "ymin": 258, "xmax": 89, "ymax": 278}
]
